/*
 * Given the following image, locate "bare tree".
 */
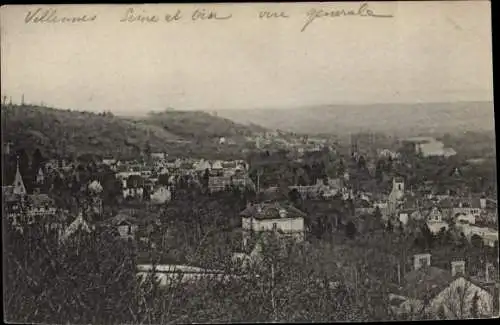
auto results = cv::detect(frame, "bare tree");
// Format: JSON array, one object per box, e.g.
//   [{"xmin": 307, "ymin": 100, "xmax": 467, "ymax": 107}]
[{"xmin": 441, "ymin": 278, "xmax": 485, "ymax": 319}]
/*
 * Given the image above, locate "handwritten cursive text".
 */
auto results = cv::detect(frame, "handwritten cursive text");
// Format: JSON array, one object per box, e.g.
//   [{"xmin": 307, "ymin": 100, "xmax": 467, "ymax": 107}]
[
  {"xmin": 120, "ymin": 8, "xmax": 159, "ymax": 23},
  {"xmin": 301, "ymin": 3, "xmax": 393, "ymax": 32},
  {"xmin": 259, "ymin": 11, "xmax": 289, "ymax": 19},
  {"xmin": 25, "ymin": 8, "xmax": 97, "ymax": 24},
  {"xmin": 191, "ymin": 8, "xmax": 232, "ymax": 21}
]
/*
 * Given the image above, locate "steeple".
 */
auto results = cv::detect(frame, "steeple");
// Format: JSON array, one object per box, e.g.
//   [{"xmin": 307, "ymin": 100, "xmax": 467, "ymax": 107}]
[{"xmin": 13, "ymin": 157, "xmax": 27, "ymax": 197}]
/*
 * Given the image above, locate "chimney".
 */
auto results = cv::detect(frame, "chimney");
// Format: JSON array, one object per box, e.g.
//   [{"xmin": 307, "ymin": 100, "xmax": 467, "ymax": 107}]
[
  {"xmin": 414, "ymin": 253, "xmax": 431, "ymax": 271},
  {"xmin": 451, "ymin": 260, "xmax": 466, "ymax": 277}
]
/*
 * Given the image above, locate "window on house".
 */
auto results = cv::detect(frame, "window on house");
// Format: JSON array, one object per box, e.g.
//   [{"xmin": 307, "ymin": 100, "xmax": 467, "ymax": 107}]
[
  {"xmin": 455, "ymin": 265, "xmax": 465, "ymax": 275},
  {"xmin": 419, "ymin": 257, "xmax": 429, "ymax": 267},
  {"xmin": 272, "ymin": 223, "xmax": 278, "ymax": 232}
]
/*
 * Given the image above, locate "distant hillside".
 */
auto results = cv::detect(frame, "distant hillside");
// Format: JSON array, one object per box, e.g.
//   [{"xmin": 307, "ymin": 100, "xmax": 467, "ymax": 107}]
[
  {"xmin": 142, "ymin": 110, "xmax": 266, "ymax": 139},
  {"xmin": 1, "ymin": 105, "xmax": 266, "ymax": 159},
  {"xmin": 216, "ymin": 101, "xmax": 495, "ymax": 136}
]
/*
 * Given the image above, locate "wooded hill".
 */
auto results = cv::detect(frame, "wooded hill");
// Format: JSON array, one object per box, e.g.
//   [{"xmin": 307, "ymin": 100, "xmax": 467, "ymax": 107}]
[
  {"xmin": 1, "ymin": 105, "xmax": 266, "ymax": 160},
  {"xmin": 216, "ymin": 101, "xmax": 495, "ymax": 136}
]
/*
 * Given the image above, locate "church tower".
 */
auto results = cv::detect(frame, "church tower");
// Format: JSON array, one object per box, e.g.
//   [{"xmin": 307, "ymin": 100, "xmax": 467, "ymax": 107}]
[
  {"xmin": 13, "ymin": 158, "xmax": 27, "ymax": 197},
  {"xmin": 391, "ymin": 177, "xmax": 405, "ymax": 196},
  {"xmin": 388, "ymin": 177, "xmax": 405, "ymax": 215}
]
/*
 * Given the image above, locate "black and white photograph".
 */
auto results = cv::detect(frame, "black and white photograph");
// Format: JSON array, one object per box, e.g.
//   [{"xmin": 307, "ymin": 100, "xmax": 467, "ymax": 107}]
[{"xmin": 1, "ymin": 2, "xmax": 498, "ymax": 323}]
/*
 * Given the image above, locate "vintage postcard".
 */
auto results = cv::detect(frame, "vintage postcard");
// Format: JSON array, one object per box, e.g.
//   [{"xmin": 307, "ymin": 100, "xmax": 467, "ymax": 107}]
[{"xmin": 1, "ymin": 1, "xmax": 497, "ymax": 324}]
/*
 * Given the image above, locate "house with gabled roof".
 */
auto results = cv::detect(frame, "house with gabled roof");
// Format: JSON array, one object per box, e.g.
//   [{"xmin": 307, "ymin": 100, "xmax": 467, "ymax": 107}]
[
  {"xmin": 451, "ymin": 197, "xmax": 484, "ymax": 221},
  {"xmin": 60, "ymin": 212, "xmax": 94, "ymax": 244},
  {"xmin": 425, "ymin": 206, "xmax": 449, "ymax": 235},
  {"xmin": 389, "ymin": 253, "xmax": 495, "ymax": 319},
  {"xmin": 240, "ymin": 201, "xmax": 307, "ymax": 249},
  {"xmin": 109, "ymin": 213, "xmax": 139, "ymax": 240}
]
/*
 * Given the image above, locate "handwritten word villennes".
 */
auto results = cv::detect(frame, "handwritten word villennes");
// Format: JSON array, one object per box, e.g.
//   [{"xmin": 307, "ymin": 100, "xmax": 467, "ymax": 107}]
[{"xmin": 25, "ymin": 8, "xmax": 97, "ymax": 23}]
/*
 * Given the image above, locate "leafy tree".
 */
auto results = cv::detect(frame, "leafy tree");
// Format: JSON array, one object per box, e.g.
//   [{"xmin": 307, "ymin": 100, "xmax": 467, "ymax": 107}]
[
  {"xmin": 386, "ymin": 220, "xmax": 393, "ymax": 233},
  {"xmin": 357, "ymin": 155, "xmax": 366, "ymax": 170},
  {"xmin": 375, "ymin": 160, "xmax": 384, "ymax": 183},
  {"xmin": 143, "ymin": 186, "xmax": 151, "ymax": 201},
  {"xmin": 386, "ymin": 156, "xmax": 393, "ymax": 173},
  {"xmin": 470, "ymin": 234, "xmax": 484, "ymax": 250},
  {"xmin": 288, "ymin": 188, "xmax": 301, "ymax": 207},
  {"xmin": 202, "ymin": 168, "xmax": 210, "ymax": 190},
  {"xmin": 158, "ymin": 173, "xmax": 170, "ymax": 186},
  {"xmin": 419, "ymin": 225, "xmax": 434, "ymax": 249},
  {"xmin": 32, "ymin": 148, "xmax": 45, "ymax": 174},
  {"xmin": 346, "ymin": 221, "xmax": 357, "ymax": 239},
  {"xmin": 16, "ymin": 147, "xmax": 30, "ymax": 176},
  {"xmin": 436, "ymin": 227, "xmax": 447, "ymax": 245}
]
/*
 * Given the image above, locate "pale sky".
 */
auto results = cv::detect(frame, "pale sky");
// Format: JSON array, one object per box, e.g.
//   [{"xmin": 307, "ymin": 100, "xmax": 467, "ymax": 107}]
[{"xmin": 0, "ymin": 2, "xmax": 493, "ymax": 114}]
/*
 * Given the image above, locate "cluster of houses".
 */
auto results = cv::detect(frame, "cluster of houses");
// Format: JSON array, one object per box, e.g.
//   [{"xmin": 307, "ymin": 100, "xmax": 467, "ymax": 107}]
[
  {"xmin": 228, "ymin": 199, "xmax": 500, "ymax": 320},
  {"xmin": 2, "ymin": 161, "xmax": 102, "ymax": 239},
  {"xmin": 348, "ymin": 176, "xmax": 499, "ymax": 248},
  {"xmin": 246, "ymin": 131, "xmax": 331, "ymax": 153},
  {"xmin": 262, "ymin": 176, "xmax": 352, "ymax": 201},
  {"xmin": 2, "ymin": 138, "xmax": 498, "ymax": 320},
  {"xmin": 108, "ymin": 155, "xmax": 254, "ymax": 198},
  {"xmin": 2, "ymin": 153, "xmax": 256, "ymax": 244}
]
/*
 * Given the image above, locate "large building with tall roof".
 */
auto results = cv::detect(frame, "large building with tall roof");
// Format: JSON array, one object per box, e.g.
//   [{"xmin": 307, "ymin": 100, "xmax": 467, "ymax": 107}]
[
  {"xmin": 402, "ymin": 137, "xmax": 456, "ymax": 158},
  {"xmin": 240, "ymin": 201, "xmax": 307, "ymax": 249}
]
